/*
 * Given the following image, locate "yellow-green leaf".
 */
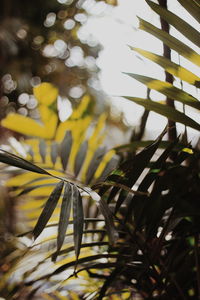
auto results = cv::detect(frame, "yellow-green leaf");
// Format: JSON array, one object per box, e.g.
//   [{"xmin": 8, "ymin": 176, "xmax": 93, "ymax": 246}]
[
  {"xmin": 139, "ymin": 18, "xmax": 200, "ymax": 67},
  {"xmin": 124, "ymin": 97, "xmax": 200, "ymax": 131},
  {"xmin": 125, "ymin": 73, "xmax": 200, "ymax": 110},
  {"xmin": 2, "ymin": 111, "xmax": 57, "ymax": 139},
  {"xmin": 131, "ymin": 47, "xmax": 200, "ymax": 87}
]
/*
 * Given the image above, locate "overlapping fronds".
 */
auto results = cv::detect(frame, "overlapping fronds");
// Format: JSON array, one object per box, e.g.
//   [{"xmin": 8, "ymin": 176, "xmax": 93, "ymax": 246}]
[{"xmin": 125, "ymin": 0, "xmax": 200, "ymax": 133}]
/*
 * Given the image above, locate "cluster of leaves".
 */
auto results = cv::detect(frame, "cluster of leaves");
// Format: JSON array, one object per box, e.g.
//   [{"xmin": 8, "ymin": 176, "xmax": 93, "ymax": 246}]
[
  {"xmin": 0, "ymin": 83, "xmax": 121, "ymax": 299},
  {"xmin": 125, "ymin": 0, "xmax": 200, "ymax": 134},
  {"xmin": 0, "ymin": 0, "xmax": 200, "ymax": 299}
]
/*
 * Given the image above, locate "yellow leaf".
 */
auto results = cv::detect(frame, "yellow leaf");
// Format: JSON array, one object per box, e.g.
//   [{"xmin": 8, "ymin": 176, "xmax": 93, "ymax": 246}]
[
  {"xmin": 71, "ymin": 95, "xmax": 91, "ymax": 120},
  {"xmin": 1, "ymin": 113, "xmax": 57, "ymax": 139},
  {"xmin": 33, "ymin": 83, "xmax": 58, "ymax": 105},
  {"xmin": 6, "ymin": 172, "xmax": 46, "ymax": 187},
  {"xmin": 182, "ymin": 147, "xmax": 193, "ymax": 154},
  {"xmin": 39, "ymin": 105, "xmax": 58, "ymax": 139}
]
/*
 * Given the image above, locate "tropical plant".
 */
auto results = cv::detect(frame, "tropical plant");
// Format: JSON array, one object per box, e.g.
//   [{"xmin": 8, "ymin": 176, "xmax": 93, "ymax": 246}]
[
  {"xmin": 125, "ymin": 0, "xmax": 200, "ymax": 141},
  {"xmin": 0, "ymin": 0, "xmax": 200, "ymax": 299},
  {"xmin": 0, "ymin": 83, "xmax": 120, "ymax": 299}
]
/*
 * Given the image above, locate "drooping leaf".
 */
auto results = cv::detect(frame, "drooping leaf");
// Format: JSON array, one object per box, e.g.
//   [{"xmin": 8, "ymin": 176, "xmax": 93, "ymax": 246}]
[
  {"xmin": 0, "ymin": 149, "xmax": 51, "ymax": 175},
  {"xmin": 32, "ymin": 180, "xmax": 64, "ymax": 240},
  {"xmin": 146, "ymin": 0, "xmax": 200, "ymax": 48},
  {"xmin": 98, "ymin": 198, "xmax": 118, "ymax": 245},
  {"xmin": 39, "ymin": 140, "xmax": 46, "ymax": 163},
  {"xmin": 125, "ymin": 73, "xmax": 200, "ymax": 110},
  {"xmin": 50, "ymin": 142, "xmax": 58, "ymax": 166},
  {"xmin": 131, "ymin": 47, "xmax": 200, "ymax": 87},
  {"xmin": 54, "ymin": 183, "xmax": 72, "ymax": 261},
  {"xmin": 85, "ymin": 147, "xmax": 106, "ymax": 184},
  {"xmin": 60, "ymin": 131, "xmax": 73, "ymax": 171},
  {"xmin": 74, "ymin": 140, "xmax": 88, "ymax": 177},
  {"xmin": 124, "ymin": 97, "xmax": 200, "ymax": 131},
  {"xmin": 139, "ymin": 17, "xmax": 200, "ymax": 67},
  {"xmin": 72, "ymin": 185, "xmax": 84, "ymax": 260}
]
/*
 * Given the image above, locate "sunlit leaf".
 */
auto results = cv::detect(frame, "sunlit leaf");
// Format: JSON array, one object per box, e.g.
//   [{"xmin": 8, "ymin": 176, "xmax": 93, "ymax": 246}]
[
  {"xmin": 131, "ymin": 47, "xmax": 200, "ymax": 87},
  {"xmin": 124, "ymin": 97, "xmax": 200, "ymax": 131},
  {"xmin": 33, "ymin": 82, "xmax": 58, "ymax": 105},
  {"xmin": 125, "ymin": 73, "xmax": 200, "ymax": 110},
  {"xmin": 1, "ymin": 110, "xmax": 57, "ymax": 139},
  {"xmin": 71, "ymin": 95, "xmax": 91, "ymax": 120},
  {"xmin": 139, "ymin": 18, "xmax": 200, "ymax": 67},
  {"xmin": 33, "ymin": 180, "xmax": 64, "ymax": 240}
]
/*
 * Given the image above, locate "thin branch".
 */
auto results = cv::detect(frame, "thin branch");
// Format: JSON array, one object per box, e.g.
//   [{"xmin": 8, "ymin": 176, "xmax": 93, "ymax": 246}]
[{"xmin": 158, "ymin": 0, "xmax": 177, "ymax": 141}]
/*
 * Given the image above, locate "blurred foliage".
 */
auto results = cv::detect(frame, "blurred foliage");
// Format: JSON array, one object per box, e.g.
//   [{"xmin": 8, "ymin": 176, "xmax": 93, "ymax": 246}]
[{"xmin": 0, "ymin": 0, "xmax": 117, "ymax": 120}]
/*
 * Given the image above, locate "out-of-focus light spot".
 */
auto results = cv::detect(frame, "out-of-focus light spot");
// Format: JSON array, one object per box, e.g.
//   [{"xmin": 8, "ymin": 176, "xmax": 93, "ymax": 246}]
[
  {"xmin": 29, "ymin": 109, "xmax": 40, "ymax": 119},
  {"xmin": 69, "ymin": 86, "xmax": 84, "ymax": 98},
  {"xmin": 85, "ymin": 56, "xmax": 96, "ymax": 71},
  {"xmin": 17, "ymin": 107, "xmax": 28, "ymax": 116},
  {"xmin": 44, "ymin": 13, "xmax": 56, "ymax": 27},
  {"xmin": 27, "ymin": 96, "xmax": 37, "ymax": 109},
  {"xmin": 64, "ymin": 19, "xmax": 75, "ymax": 30},
  {"xmin": 0, "ymin": 96, "xmax": 9, "ymax": 106},
  {"xmin": 18, "ymin": 93, "xmax": 29, "ymax": 105},
  {"xmin": 65, "ymin": 58, "xmax": 75, "ymax": 67},
  {"xmin": 74, "ymin": 13, "xmax": 87, "ymax": 24},
  {"xmin": 87, "ymin": 78, "xmax": 101, "ymax": 91},
  {"xmin": 57, "ymin": 96, "xmax": 73, "ymax": 121},
  {"xmin": 30, "ymin": 77, "xmax": 41, "ymax": 87},
  {"xmin": 2, "ymin": 74, "xmax": 12, "ymax": 81},
  {"xmin": 44, "ymin": 63, "xmax": 56, "ymax": 74},
  {"xmin": 33, "ymin": 35, "xmax": 44, "ymax": 45},
  {"xmin": 66, "ymin": 46, "xmax": 84, "ymax": 67},
  {"xmin": 57, "ymin": 0, "xmax": 73, "ymax": 4},
  {"xmin": 43, "ymin": 44, "xmax": 58, "ymax": 57},
  {"xmin": 17, "ymin": 29, "xmax": 27, "ymax": 39},
  {"xmin": 2, "ymin": 74, "xmax": 17, "ymax": 93},
  {"xmin": 54, "ymin": 39, "xmax": 67, "ymax": 52},
  {"xmin": 165, "ymin": 232, "xmax": 172, "ymax": 241},
  {"xmin": 45, "ymin": 64, "xmax": 53, "ymax": 74},
  {"xmin": 87, "ymin": 35, "xmax": 98, "ymax": 47}
]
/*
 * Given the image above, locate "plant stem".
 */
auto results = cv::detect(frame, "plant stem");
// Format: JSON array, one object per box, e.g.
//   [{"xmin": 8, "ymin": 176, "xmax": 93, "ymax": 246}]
[{"xmin": 158, "ymin": 0, "xmax": 177, "ymax": 142}]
